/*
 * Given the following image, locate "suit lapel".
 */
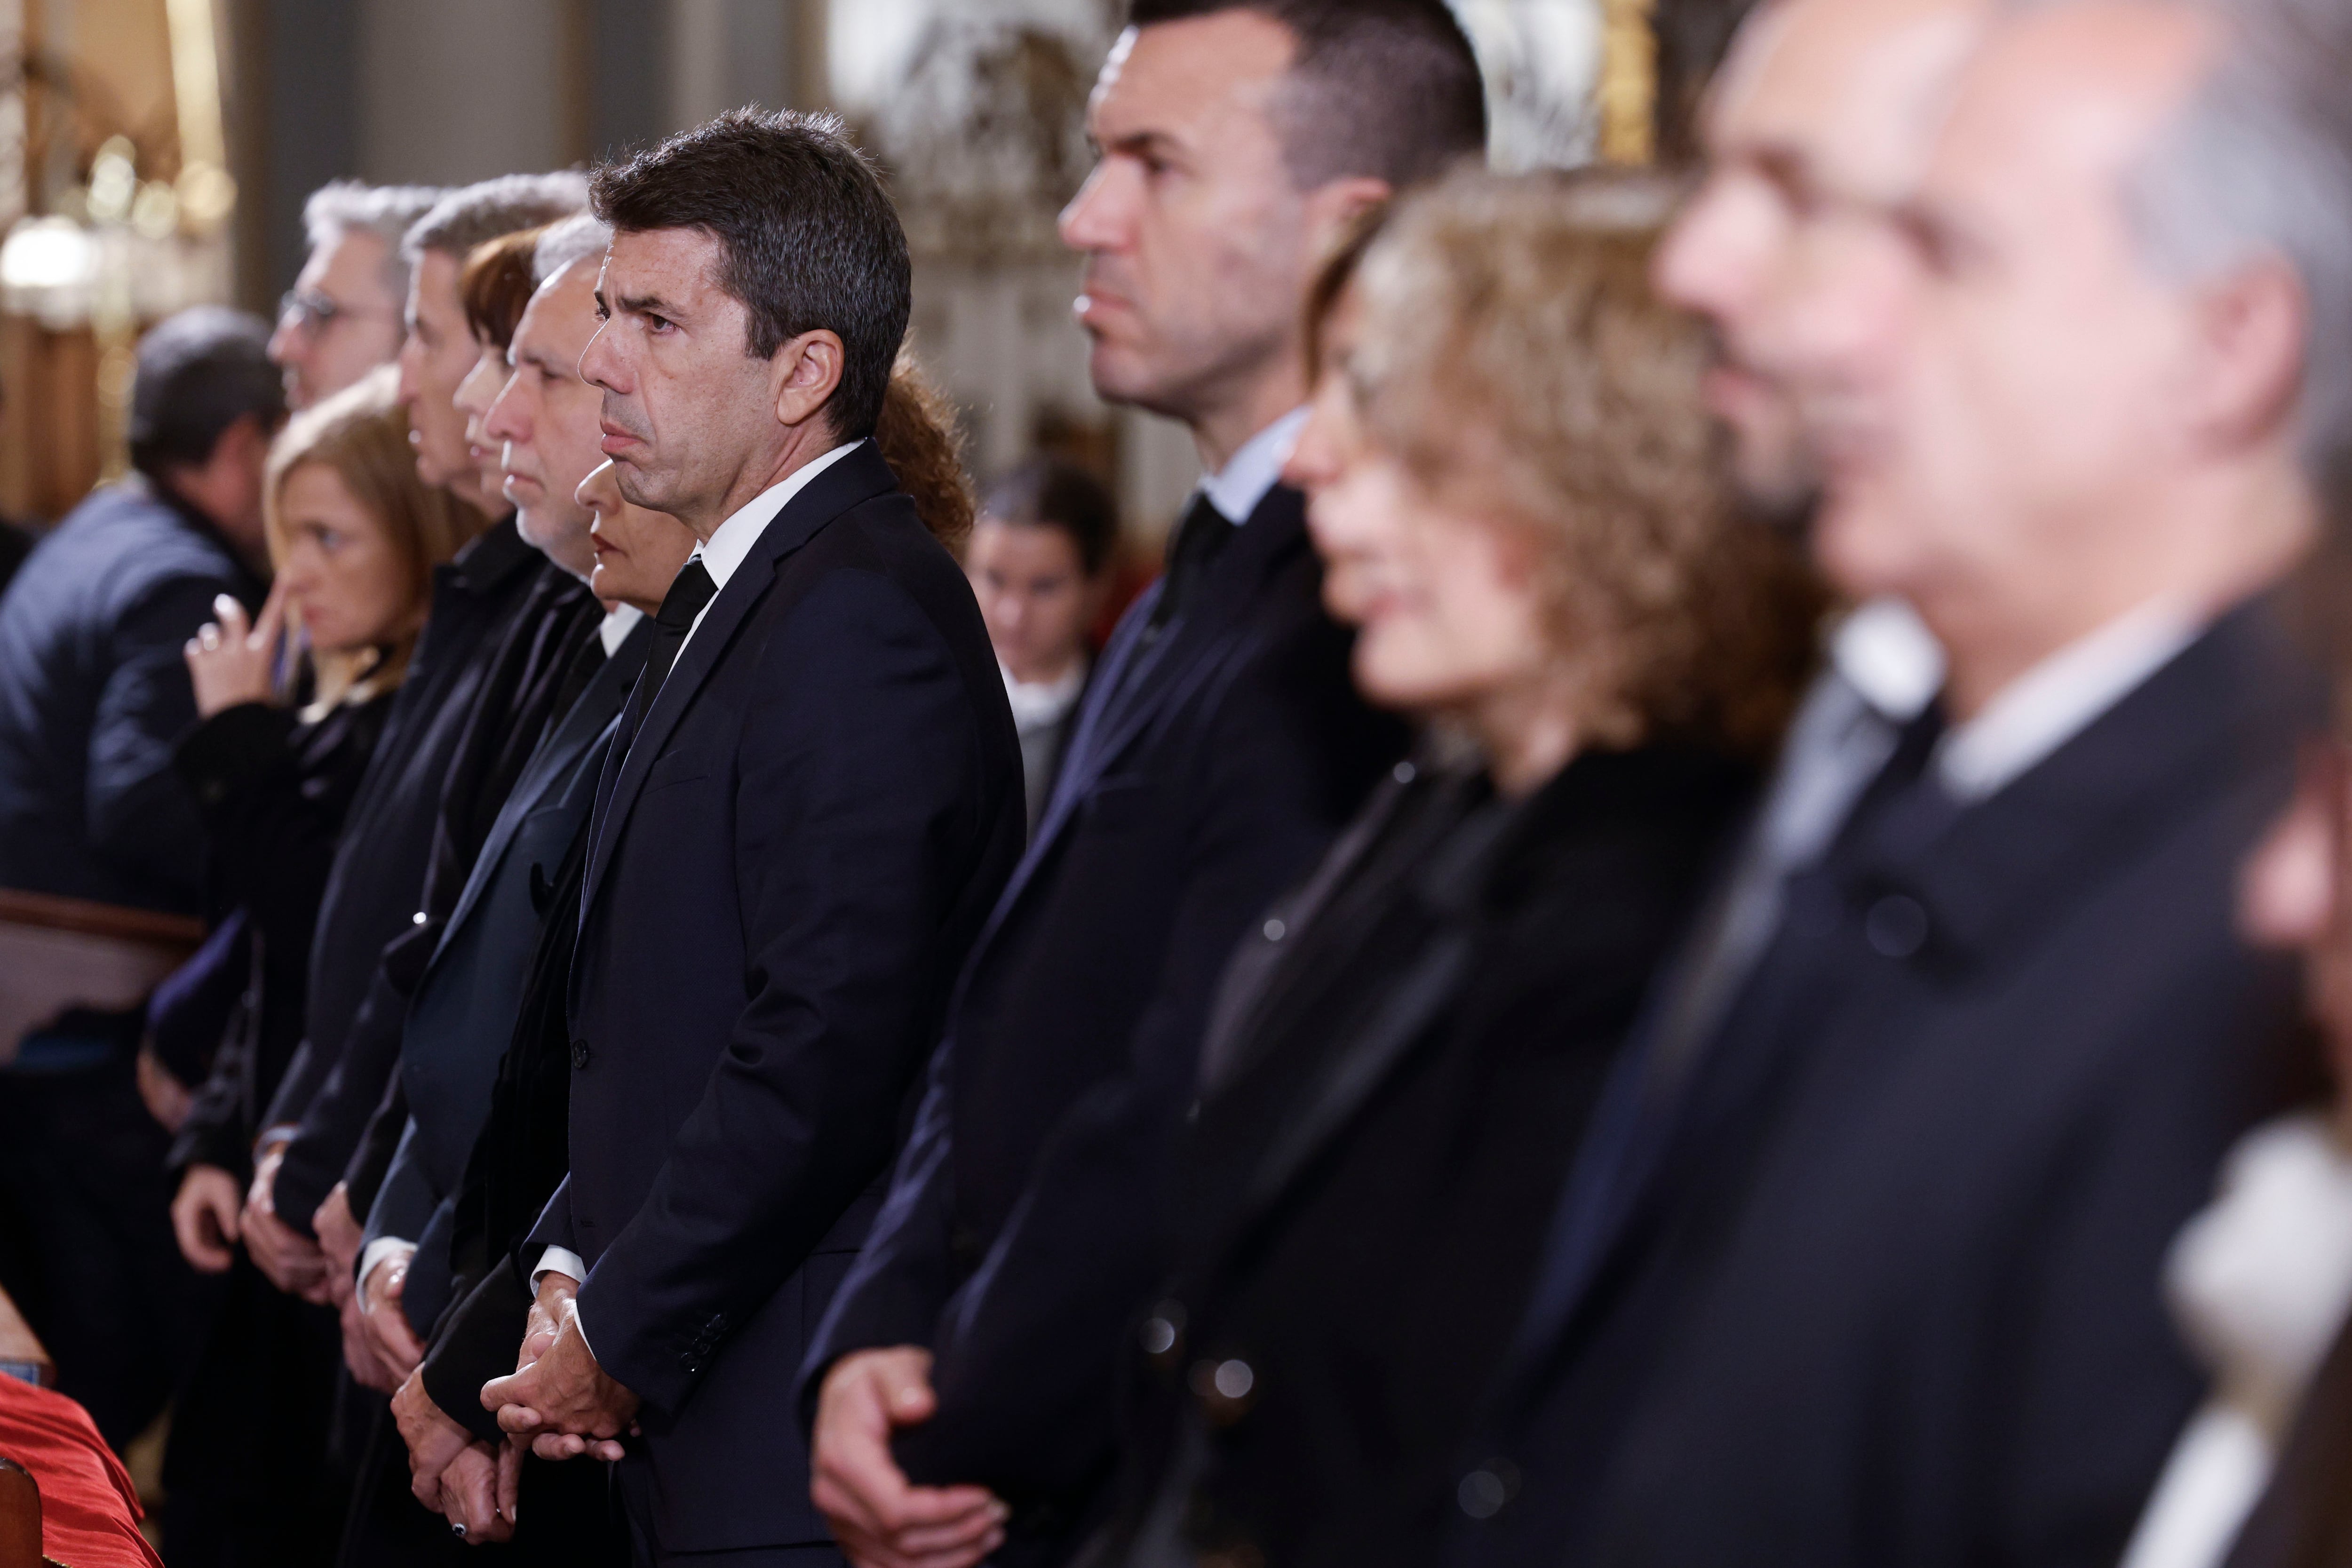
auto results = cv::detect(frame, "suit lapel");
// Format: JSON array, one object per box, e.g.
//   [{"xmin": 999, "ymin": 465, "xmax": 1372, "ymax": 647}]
[
  {"xmin": 579, "ymin": 445, "xmax": 898, "ymax": 924},
  {"xmin": 995, "ymin": 486, "xmax": 1313, "ymax": 932}
]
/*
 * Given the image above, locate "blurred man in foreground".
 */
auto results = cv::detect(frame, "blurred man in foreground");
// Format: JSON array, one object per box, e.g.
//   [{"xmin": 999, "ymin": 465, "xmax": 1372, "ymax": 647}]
[
  {"xmin": 271, "ymin": 181, "xmax": 442, "ymax": 411},
  {"xmin": 1481, "ymin": 0, "xmax": 2347, "ymax": 1561}
]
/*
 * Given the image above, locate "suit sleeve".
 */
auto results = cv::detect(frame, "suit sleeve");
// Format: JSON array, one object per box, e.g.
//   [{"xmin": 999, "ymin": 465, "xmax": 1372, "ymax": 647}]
[
  {"xmin": 421, "ymin": 1257, "xmax": 535, "ymax": 1444},
  {"xmin": 269, "ymin": 921, "xmax": 434, "ymax": 1234},
  {"xmin": 1990, "ymin": 946, "xmax": 2288, "ymax": 1567},
  {"xmin": 798, "ymin": 1035, "xmax": 961, "ymax": 1425},
  {"xmin": 88, "ymin": 573, "xmax": 237, "ymax": 907},
  {"xmin": 897, "ymin": 615, "xmax": 1394, "ymax": 1495},
  {"xmin": 365, "ymin": 1116, "xmax": 437, "ymax": 1252},
  {"xmin": 573, "ymin": 571, "xmax": 988, "ymax": 1423}
]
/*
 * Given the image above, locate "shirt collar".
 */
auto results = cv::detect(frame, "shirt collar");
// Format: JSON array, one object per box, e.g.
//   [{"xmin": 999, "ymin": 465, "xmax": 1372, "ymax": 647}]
[
  {"xmin": 1933, "ymin": 596, "xmax": 2201, "ymax": 804},
  {"xmin": 1830, "ymin": 597, "xmax": 1945, "ymax": 724},
  {"xmin": 691, "ymin": 439, "xmax": 864, "ymax": 593},
  {"xmin": 1199, "ymin": 407, "xmax": 1310, "ymax": 525},
  {"xmin": 597, "ymin": 602, "xmax": 644, "ymax": 658}
]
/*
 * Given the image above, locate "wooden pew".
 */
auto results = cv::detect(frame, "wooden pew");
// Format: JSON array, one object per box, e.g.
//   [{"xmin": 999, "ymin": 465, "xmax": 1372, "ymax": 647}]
[{"xmin": 0, "ymin": 889, "xmax": 205, "ymax": 1066}]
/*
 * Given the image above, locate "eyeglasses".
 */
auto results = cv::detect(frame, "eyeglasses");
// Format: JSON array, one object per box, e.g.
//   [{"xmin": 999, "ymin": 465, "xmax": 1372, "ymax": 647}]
[{"xmin": 277, "ymin": 288, "xmax": 394, "ymax": 335}]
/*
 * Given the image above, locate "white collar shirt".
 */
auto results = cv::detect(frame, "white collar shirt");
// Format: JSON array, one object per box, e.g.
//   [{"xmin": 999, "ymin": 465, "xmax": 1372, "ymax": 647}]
[
  {"xmin": 677, "ymin": 438, "xmax": 862, "ymax": 653},
  {"xmin": 596, "ymin": 602, "xmax": 644, "ymax": 657},
  {"xmin": 1933, "ymin": 596, "xmax": 2200, "ymax": 804},
  {"xmin": 1198, "ymin": 407, "xmax": 1309, "ymax": 526}
]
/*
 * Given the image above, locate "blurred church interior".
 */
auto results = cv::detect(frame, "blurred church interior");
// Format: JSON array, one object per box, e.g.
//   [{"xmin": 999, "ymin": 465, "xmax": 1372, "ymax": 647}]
[{"xmin": 0, "ymin": 0, "xmax": 1729, "ymax": 553}]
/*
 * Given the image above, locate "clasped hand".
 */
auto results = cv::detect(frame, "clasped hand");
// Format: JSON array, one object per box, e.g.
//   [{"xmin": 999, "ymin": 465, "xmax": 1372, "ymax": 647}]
[{"xmin": 482, "ymin": 1273, "xmax": 637, "ymax": 1463}]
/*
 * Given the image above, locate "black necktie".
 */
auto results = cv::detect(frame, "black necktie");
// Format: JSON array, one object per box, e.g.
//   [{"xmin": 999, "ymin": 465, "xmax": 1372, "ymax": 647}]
[
  {"xmin": 1147, "ymin": 492, "xmax": 1233, "ymax": 634},
  {"xmin": 616, "ymin": 558, "xmax": 718, "ymax": 752},
  {"xmin": 548, "ymin": 606, "xmax": 611, "ymax": 721}
]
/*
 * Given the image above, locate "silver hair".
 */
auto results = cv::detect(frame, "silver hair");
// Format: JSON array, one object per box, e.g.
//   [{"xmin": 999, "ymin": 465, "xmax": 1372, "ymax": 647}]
[
  {"xmin": 300, "ymin": 180, "xmax": 444, "ymax": 306},
  {"xmin": 533, "ymin": 212, "xmax": 613, "ymax": 286},
  {"xmin": 401, "ymin": 170, "xmax": 593, "ymax": 268},
  {"xmin": 2122, "ymin": 0, "xmax": 2352, "ymax": 491}
]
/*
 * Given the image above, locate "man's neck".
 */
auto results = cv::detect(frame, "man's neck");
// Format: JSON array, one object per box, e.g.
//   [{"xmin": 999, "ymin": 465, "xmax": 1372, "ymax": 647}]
[
  {"xmin": 1189, "ymin": 364, "xmax": 1309, "ymax": 477},
  {"xmin": 684, "ymin": 422, "xmax": 839, "ymax": 543},
  {"xmin": 1931, "ymin": 462, "xmax": 2317, "ymax": 721}
]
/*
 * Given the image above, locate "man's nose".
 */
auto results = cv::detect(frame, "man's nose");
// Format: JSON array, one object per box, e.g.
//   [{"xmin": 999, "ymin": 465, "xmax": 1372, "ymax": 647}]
[{"xmin": 1058, "ymin": 163, "xmax": 1128, "ymax": 254}]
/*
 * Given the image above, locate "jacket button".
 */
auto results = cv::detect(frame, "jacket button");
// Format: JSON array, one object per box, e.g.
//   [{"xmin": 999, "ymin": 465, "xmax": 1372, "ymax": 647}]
[
  {"xmin": 1865, "ymin": 893, "xmax": 1929, "ymax": 958},
  {"xmin": 571, "ymin": 1040, "xmax": 591, "ymax": 1070},
  {"xmin": 1189, "ymin": 1357, "xmax": 1255, "ymax": 1425},
  {"xmin": 1458, "ymin": 1459, "xmax": 1522, "ymax": 1520}
]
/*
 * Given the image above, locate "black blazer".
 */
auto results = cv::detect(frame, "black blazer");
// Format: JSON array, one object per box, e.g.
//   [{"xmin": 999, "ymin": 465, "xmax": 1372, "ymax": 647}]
[
  {"xmin": 264, "ymin": 530, "xmax": 592, "ymax": 1234},
  {"xmin": 528, "ymin": 444, "xmax": 1025, "ymax": 1555},
  {"xmin": 1100, "ymin": 744, "xmax": 1754, "ymax": 1568},
  {"xmin": 365, "ymin": 617, "xmax": 651, "ymax": 1334},
  {"xmin": 417, "ymin": 810, "xmax": 598, "ymax": 1444},
  {"xmin": 1450, "ymin": 597, "xmax": 2314, "ymax": 1568},
  {"xmin": 167, "ymin": 693, "xmax": 395, "ymax": 1177},
  {"xmin": 803, "ymin": 482, "xmax": 1405, "ymax": 1557},
  {"xmin": 0, "ymin": 478, "xmax": 262, "ymax": 915}
]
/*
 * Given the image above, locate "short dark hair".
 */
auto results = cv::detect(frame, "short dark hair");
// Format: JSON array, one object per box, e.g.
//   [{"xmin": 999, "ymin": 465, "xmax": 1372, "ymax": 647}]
[
  {"xmin": 1125, "ymin": 0, "xmax": 1486, "ymax": 190},
  {"xmin": 128, "ymin": 306, "xmax": 286, "ymax": 479},
  {"xmin": 982, "ymin": 457, "xmax": 1120, "ymax": 577},
  {"xmin": 461, "ymin": 226, "xmax": 549, "ymax": 353},
  {"xmin": 590, "ymin": 108, "xmax": 912, "ymax": 441}
]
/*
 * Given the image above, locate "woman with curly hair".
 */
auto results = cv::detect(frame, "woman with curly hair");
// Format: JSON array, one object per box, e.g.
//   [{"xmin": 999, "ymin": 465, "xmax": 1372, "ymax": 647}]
[{"xmin": 1092, "ymin": 167, "xmax": 1824, "ymax": 1568}]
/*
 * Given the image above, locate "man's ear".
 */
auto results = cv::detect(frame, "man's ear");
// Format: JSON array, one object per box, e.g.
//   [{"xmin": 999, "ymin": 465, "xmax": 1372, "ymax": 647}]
[
  {"xmin": 2182, "ymin": 254, "xmax": 2307, "ymax": 459},
  {"xmin": 1300, "ymin": 175, "xmax": 1394, "ymax": 258},
  {"xmin": 772, "ymin": 329, "xmax": 847, "ymax": 434}
]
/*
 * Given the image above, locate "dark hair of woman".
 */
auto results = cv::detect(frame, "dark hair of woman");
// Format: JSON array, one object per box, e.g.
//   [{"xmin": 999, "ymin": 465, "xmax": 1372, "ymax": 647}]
[
  {"xmin": 460, "ymin": 225, "xmax": 549, "ymax": 353},
  {"xmin": 874, "ymin": 349, "xmax": 976, "ymax": 552}
]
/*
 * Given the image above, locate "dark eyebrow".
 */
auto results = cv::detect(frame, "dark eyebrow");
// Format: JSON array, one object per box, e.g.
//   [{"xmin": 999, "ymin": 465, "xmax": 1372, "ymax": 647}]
[
  {"xmin": 517, "ymin": 341, "xmax": 577, "ymax": 378},
  {"xmin": 614, "ymin": 291, "xmax": 683, "ymax": 320},
  {"xmin": 1104, "ymin": 128, "xmax": 1184, "ymax": 164}
]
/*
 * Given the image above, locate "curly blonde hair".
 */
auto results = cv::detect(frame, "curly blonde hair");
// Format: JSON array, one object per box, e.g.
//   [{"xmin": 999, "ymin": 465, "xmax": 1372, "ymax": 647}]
[{"xmin": 1341, "ymin": 167, "xmax": 1823, "ymax": 757}]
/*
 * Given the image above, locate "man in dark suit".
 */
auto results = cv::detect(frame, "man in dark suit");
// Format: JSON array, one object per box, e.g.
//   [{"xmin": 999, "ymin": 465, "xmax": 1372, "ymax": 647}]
[
  {"xmin": 243, "ymin": 174, "xmax": 593, "ymax": 1329},
  {"xmin": 800, "ymin": 6, "xmax": 1479, "ymax": 1565},
  {"xmin": 388, "ymin": 460, "xmax": 695, "ymax": 1561},
  {"xmin": 478, "ymin": 111, "xmax": 1025, "ymax": 1568},
  {"xmin": 1450, "ymin": 1, "xmax": 2338, "ymax": 1563},
  {"xmin": 325, "ymin": 218, "xmax": 654, "ymax": 1566},
  {"xmin": 0, "ymin": 308, "xmax": 282, "ymax": 1449}
]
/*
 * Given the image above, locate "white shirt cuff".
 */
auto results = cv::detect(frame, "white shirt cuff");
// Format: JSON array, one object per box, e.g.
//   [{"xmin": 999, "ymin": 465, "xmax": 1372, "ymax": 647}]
[
  {"xmin": 530, "ymin": 1247, "xmax": 596, "ymax": 1362},
  {"xmin": 358, "ymin": 1236, "xmax": 413, "ymax": 1289}
]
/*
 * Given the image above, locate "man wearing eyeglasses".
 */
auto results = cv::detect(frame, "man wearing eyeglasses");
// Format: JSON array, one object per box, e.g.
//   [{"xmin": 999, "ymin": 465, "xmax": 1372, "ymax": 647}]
[{"xmin": 268, "ymin": 182, "xmax": 441, "ymax": 410}]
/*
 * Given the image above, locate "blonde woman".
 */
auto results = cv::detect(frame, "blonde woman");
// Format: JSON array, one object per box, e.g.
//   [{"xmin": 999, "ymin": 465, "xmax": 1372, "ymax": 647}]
[
  {"xmin": 1092, "ymin": 168, "xmax": 1821, "ymax": 1568},
  {"xmin": 154, "ymin": 368, "xmax": 480, "ymax": 1568}
]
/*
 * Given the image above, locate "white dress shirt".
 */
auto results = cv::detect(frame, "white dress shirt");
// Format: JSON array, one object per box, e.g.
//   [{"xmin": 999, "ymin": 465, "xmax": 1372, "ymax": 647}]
[
  {"xmin": 531, "ymin": 440, "xmax": 861, "ymax": 1342},
  {"xmin": 2122, "ymin": 1114, "xmax": 2352, "ymax": 1568},
  {"xmin": 1199, "ymin": 406, "xmax": 1309, "ymax": 525},
  {"xmin": 1933, "ymin": 597, "xmax": 2197, "ymax": 803},
  {"xmin": 597, "ymin": 602, "xmax": 644, "ymax": 656}
]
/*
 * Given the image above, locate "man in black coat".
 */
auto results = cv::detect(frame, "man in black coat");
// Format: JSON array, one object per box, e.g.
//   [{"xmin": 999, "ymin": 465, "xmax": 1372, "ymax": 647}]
[
  {"xmin": 250, "ymin": 175, "xmax": 594, "ymax": 1303},
  {"xmin": 479, "ymin": 111, "xmax": 1025, "ymax": 1567},
  {"xmin": 799, "ymin": 6, "xmax": 1481, "ymax": 1565},
  {"xmin": 1450, "ymin": 1, "xmax": 2337, "ymax": 1563},
  {"xmin": 0, "ymin": 307, "xmax": 281, "ymax": 1447}
]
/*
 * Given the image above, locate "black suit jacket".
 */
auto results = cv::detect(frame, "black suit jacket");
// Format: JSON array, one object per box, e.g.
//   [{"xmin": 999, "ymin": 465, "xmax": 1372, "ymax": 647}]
[
  {"xmin": 265, "ymin": 528, "xmax": 591, "ymax": 1233},
  {"xmin": 528, "ymin": 444, "xmax": 1024, "ymax": 1554},
  {"xmin": 1101, "ymin": 744, "xmax": 1753, "ymax": 1568},
  {"xmin": 803, "ymin": 481, "xmax": 1405, "ymax": 1556},
  {"xmin": 1450, "ymin": 597, "xmax": 2313, "ymax": 1568},
  {"xmin": 365, "ymin": 617, "xmax": 651, "ymax": 1333}
]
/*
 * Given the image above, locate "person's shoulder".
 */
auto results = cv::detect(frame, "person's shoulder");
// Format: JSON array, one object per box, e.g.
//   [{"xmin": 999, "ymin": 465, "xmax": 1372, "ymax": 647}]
[{"xmin": 52, "ymin": 482, "xmax": 242, "ymax": 594}]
